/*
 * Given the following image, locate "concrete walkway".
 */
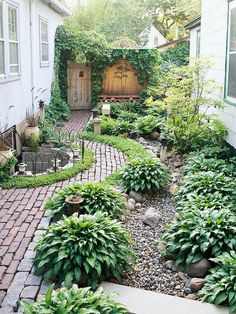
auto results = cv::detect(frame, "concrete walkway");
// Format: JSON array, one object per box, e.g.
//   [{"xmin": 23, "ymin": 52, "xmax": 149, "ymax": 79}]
[{"xmin": 101, "ymin": 282, "xmax": 228, "ymax": 314}]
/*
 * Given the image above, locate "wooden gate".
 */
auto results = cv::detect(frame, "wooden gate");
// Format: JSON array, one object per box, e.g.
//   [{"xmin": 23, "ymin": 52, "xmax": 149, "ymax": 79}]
[
  {"xmin": 67, "ymin": 64, "xmax": 91, "ymax": 109},
  {"xmin": 102, "ymin": 59, "xmax": 142, "ymax": 96}
]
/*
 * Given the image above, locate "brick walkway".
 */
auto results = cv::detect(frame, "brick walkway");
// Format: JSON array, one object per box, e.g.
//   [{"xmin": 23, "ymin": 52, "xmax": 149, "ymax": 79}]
[{"xmin": 0, "ymin": 112, "xmax": 126, "ymax": 313}]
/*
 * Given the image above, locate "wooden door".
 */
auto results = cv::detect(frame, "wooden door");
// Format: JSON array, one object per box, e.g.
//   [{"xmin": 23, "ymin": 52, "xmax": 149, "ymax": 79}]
[{"xmin": 67, "ymin": 64, "xmax": 91, "ymax": 109}]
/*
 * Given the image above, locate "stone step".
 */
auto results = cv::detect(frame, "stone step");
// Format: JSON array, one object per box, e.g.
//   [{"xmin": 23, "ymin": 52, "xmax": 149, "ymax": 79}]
[{"xmin": 101, "ymin": 282, "xmax": 228, "ymax": 314}]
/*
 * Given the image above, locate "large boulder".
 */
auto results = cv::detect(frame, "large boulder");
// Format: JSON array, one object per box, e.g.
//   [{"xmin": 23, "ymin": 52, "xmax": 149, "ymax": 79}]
[
  {"xmin": 186, "ymin": 258, "xmax": 211, "ymax": 278},
  {"xmin": 129, "ymin": 191, "xmax": 143, "ymax": 203},
  {"xmin": 190, "ymin": 278, "xmax": 206, "ymax": 292},
  {"xmin": 142, "ymin": 207, "xmax": 161, "ymax": 228}
]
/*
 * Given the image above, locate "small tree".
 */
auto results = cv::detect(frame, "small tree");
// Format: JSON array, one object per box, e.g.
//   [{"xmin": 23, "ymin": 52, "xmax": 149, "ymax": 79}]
[{"xmin": 164, "ymin": 59, "xmax": 227, "ymax": 152}]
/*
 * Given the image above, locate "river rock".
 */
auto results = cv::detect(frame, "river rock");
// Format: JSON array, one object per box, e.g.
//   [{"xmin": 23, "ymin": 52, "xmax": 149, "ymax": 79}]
[
  {"xmin": 186, "ymin": 258, "xmax": 211, "ymax": 278},
  {"xmin": 129, "ymin": 191, "xmax": 143, "ymax": 203},
  {"xmin": 128, "ymin": 198, "xmax": 136, "ymax": 205},
  {"xmin": 190, "ymin": 278, "xmax": 206, "ymax": 292},
  {"xmin": 169, "ymin": 184, "xmax": 179, "ymax": 195},
  {"xmin": 149, "ymin": 132, "xmax": 160, "ymax": 140},
  {"xmin": 186, "ymin": 294, "xmax": 197, "ymax": 300},
  {"xmin": 127, "ymin": 202, "xmax": 135, "ymax": 211},
  {"xmin": 164, "ymin": 260, "xmax": 175, "ymax": 270},
  {"xmin": 142, "ymin": 207, "xmax": 161, "ymax": 228}
]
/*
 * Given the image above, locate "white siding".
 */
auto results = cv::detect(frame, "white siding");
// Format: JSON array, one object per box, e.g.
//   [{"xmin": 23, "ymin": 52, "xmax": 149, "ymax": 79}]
[
  {"xmin": 0, "ymin": 0, "xmax": 63, "ymax": 130},
  {"xmin": 189, "ymin": 26, "xmax": 201, "ymax": 58},
  {"xmin": 200, "ymin": 0, "xmax": 236, "ymax": 148},
  {"xmin": 141, "ymin": 25, "xmax": 167, "ymax": 48}
]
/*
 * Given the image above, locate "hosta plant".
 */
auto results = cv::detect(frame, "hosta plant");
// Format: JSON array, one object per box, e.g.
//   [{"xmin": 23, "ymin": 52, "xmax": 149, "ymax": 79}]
[
  {"xmin": 34, "ymin": 212, "xmax": 135, "ymax": 287},
  {"xmin": 162, "ymin": 209, "xmax": 236, "ymax": 266},
  {"xmin": 199, "ymin": 252, "xmax": 236, "ymax": 313},
  {"xmin": 175, "ymin": 171, "xmax": 236, "ymax": 206},
  {"xmin": 44, "ymin": 182, "xmax": 126, "ymax": 219},
  {"xmin": 120, "ymin": 158, "xmax": 169, "ymax": 192},
  {"xmin": 135, "ymin": 115, "xmax": 161, "ymax": 136},
  {"xmin": 20, "ymin": 285, "xmax": 128, "ymax": 314}
]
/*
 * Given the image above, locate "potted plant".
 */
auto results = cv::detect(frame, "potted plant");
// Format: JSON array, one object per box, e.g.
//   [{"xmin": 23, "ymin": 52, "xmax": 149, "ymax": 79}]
[{"xmin": 24, "ymin": 109, "xmax": 40, "ymax": 142}]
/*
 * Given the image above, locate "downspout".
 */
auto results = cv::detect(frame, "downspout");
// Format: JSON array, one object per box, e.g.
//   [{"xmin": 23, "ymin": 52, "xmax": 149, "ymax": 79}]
[{"xmin": 29, "ymin": 0, "xmax": 36, "ymax": 112}]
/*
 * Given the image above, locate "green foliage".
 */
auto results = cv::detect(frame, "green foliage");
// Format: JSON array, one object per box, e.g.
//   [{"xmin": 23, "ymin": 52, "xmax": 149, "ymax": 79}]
[
  {"xmin": 163, "ymin": 209, "xmax": 236, "ymax": 266},
  {"xmin": 55, "ymin": 26, "xmax": 161, "ymax": 106},
  {"xmin": 101, "ymin": 117, "xmax": 119, "ymax": 135},
  {"xmin": 27, "ymin": 134, "xmax": 39, "ymax": 152},
  {"xmin": 175, "ymin": 171, "xmax": 236, "ymax": 206},
  {"xmin": 120, "ymin": 158, "xmax": 169, "ymax": 192},
  {"xmin": 164, "ymin": 59, "xmax": 227, "ymax": 152},
  {"xmin": 199, "ymin": 252, "xmax": 236, "ymax": 313},
  {"xmin": 2, "ymin": 148, "xmax": 94, "ymax": 189},
  {"xmin": 118, "ymin": 111, "xmax": 140, "ymax": 123},
  {"xmin": 45, "ymin": 82, "xmax": 71, "ymax": 125},
  {"xmin": 44, "ymin": 182, "xmax": 126, "ymax": 219},
  {"xmin": 115, "ymin": 121, "xmax": 134, "ymax": 135},
  {"xmin": 20, "ymin": 285, "xmax": 128, "ymax": 314},
  {"xmin": 145, "ymin": 98, "xmax": 168, "ymax": 117},
  {"xmin": 135, "ymin": 115, "xmax": 162, "ymax": 136},
  {"xmin": 0, "ymin": 156, "xmax": 17, "ymax": 184},
  {"xmin": 34, "ymin": 212, "xmax": 135, "ymax": 288},
  {"xmin": 161, "ymin": 42, "xmax": 190, "ymax": 67}
]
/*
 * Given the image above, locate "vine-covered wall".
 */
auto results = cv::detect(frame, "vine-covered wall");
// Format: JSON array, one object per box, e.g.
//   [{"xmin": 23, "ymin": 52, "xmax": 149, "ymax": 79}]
[{"xmin": 55, "ymin": 26, "xmax": 161, "ymax": 106}]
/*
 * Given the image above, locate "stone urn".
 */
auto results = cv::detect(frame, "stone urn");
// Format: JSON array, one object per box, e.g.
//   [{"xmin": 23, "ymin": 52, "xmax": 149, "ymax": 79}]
[
  {"xmin": 24, "ymin": 126, "xmax": 40, "ymax": 142},
  {"xmin": 65, "ymin": 195, "xmax": 84, "ymax": 216},
  {"xmin": 0, "ymin": 149, "xmax": 13, "ymax": 166}
]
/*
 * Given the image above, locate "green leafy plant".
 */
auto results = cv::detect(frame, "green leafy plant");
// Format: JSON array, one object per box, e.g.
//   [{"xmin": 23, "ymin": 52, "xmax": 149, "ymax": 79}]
[
  {"xmin": 34, "ymin": 212, "xmax": 135, "ymax": 287},
  {"xmin": 0, "ymin": 156, "xmax": 17, "ymax": 184},
  {"xmin": 163, "ymin": 209, "xmax": 236, "ymax": 266},
  {"xmin": 136, "ymin": 115, "xmax": 161, "ymax": 136},
  {"xmin": 27, "ymin": 134, "xmax": 40, "ymax": 152},
  {"xmin": 20, "ymin": 285, "xmax": 128, "ymax": 314},
  {"xmin": 120, "ymin": 157, "xmax": 169, "ymax": 192},
  {"xmin": 118, "ymin": 111, "xmax": 140, "ymax": 123},
  {"xmin": 164, "ymin": 59, "xmax": 227, "ymax": 152},
  {"xmin": 199, "ymin": 252, "xmax": 236, "ymax": 313},
  {"xmin": 44, "ymin": 182, "xmax": 126, "ymax": 219},
  {"xmin": 161, "ymin": 41, "xmax": 190, "ymax": 67},
  {"xmin": 175, "ymin": 171, "xmax": 236, "ymax": 206},
  {"xmin": 115, "ymin": 121, "xmax": 134, "ymax": 135},
  {"xmin": 101, "ymin": 117, "xmax": 119, "ymax": 135}
]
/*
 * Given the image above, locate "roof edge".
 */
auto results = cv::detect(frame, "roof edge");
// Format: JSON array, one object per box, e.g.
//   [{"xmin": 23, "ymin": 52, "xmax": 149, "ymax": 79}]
[
  {"xmin": 184, "ymin": 15, "xmax": 201, "ymax": 30},
  {"xmin": 40, "ymin": 0, "xmax": 71, "ymax": 17}
]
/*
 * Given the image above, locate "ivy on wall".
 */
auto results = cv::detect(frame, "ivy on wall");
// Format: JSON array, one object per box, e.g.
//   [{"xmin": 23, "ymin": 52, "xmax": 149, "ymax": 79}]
[{"xmin": 55, "ymin": 26, "xmax": 161, "ymax": 106}]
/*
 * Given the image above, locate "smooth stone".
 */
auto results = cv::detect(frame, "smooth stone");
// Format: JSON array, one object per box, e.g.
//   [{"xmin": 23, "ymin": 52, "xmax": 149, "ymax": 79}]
[
  {"xmin": 169, "ymin": 184, "xmax": 179, "ymax": 195},
  {"xmin": 190, "ymin": 278, "xmax": 206, "ymax": 292},
  {"xmin": 142, "ymin": 207, "xmax": 161, "ymax": 228},
  {"xmin": 129, "ymin": 191, "xmax": 143, "ymax": 203},
  {"xmin": 128, "ymin": 198, "xmax": 136, "ymax": 205},
  {"xmin": 164, "ymin": 260, "xmax": 175, "ymax": 270},
  {"xmin": 186, "ymin": 258, "xmax": 211, "ymax": 278},
  {"xmin": 135, "ymin": 203, "xmax": 142, "ymax": 208},
  {"xmin": 127, "ymin": 203, "xmax": 135, "ymax": 211},
  {"xmin": 149, "ymin": 132, "xmax": 160, "ymax": 140},
  {"xmin": 186, "ymin": 294, "xmax": 197, "ymax": 300}
]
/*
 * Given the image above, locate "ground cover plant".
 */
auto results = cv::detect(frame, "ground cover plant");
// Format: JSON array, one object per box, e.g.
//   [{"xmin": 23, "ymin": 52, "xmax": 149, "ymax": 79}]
[
  {"xmin": 199, "ymin": 252, "xmax": 236, "ymax": 313},
  {"xmin": 44, "ymin": 182, "xmax": 126, "ymax": 219},
  {"xmin": 34, "ymin": 212, "xmax": 135, "ymax": 288},
  {"xmin": 20, "ymin": 285, "xmax": 128, "ymax": 314},
  {"xmin": 163, "ymin": 208, "xmax": 236, "ymax": 266},
  {"xmin": 120, "ymin": 158, "xmax": 169, "ymax": 192}
]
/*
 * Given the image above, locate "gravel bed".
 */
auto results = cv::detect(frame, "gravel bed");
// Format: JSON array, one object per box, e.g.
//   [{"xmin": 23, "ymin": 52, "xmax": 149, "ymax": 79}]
[{"xmin": 122, "ymin": 192, "xmax": 185, "ymax": 297}]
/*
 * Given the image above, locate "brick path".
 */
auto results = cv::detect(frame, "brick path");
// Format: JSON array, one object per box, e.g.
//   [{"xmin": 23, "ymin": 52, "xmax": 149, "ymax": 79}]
[{"xmin": 0, "ymin": 112, "xmax": 126, "ymax": 313}]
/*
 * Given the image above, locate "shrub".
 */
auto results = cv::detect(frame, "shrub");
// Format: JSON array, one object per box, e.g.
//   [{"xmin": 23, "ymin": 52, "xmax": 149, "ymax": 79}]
[
  {"xmin": 101, "ymin": 117, "xmax": 119, "ymax": 135},
  {"xmin": 44, "ymin": 182, "xmax": 126, "ymax": 219},
  {"xmin": 145, "ymin": 98, "xmax": 168, "ymax": 118},
  {"xmin": 115, "ymin": 121, "xmax": 134, "ymax": 135},
  {"xmin": 118, "ymin": 111, "xmax": 140, "ymax": 123},
  {"xmin": 20, "ymin": 285, "xmax": 128, "ymax": 314},
  {"xmin": 0, "ymin": 156, "xmax": 17, "ymax": 184},
  {"xmin": 34, "ymin": 212, "xmax": 135, "ymax": 287},
  {"xmin": 163, "ymin": 209, "xmax": 236, "ymax": 266},
  {"xmin": 199, "ymin": 252, "xmax": 236, "ymax": 313},
  {"xmin": 161, "ymin": 41, "xmax": 190, "ymax": 67},
  {"xmin": 120, "ymin": 158, "xmax": 169, "ymax": 192},
  {"xmin": 175, "ymin": 171, "xmax": 236, "ymax": 206},
  {"xmin": 136, "ymin": 115, "xmax": 161, "ymax": 136}
]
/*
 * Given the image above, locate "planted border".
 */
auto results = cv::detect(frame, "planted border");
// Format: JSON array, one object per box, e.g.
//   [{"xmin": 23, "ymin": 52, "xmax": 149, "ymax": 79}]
[{"xmin": 1, "ymin": 148, "xmax": 94, "ymax": 189}]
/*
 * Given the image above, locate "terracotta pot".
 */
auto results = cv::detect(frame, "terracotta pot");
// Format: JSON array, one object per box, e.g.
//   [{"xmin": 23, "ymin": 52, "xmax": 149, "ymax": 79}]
[
  {"xmin": 0, "ymin": 149, "xmax": 13, "ymax": 166},
  {"xmin": 24, "ymin": 126, "xmax": 40, "ymax": 141}
]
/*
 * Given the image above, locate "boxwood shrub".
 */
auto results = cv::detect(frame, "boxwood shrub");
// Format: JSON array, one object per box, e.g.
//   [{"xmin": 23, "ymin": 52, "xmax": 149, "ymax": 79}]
[
  {"xmin": 34, "ymin": 212, "xmax": 135, "ymax": 287},
  {"xmin": 44, "ymin": 182, "xmax": 126, "ymax": 219},
  {"xmin": 199, "ymin": 252, "xmax": 236, "ymax": 313},
  {"xmin": 162, "ymin": 209, "xmax": 236, "ymax": 266},
  {"xmin": 20, "ymin": 285, "xmax": 128, "ymax": 314},
  {"xmin": 120, "ymin": 157, "xmax": 169, "ymax": 192}
]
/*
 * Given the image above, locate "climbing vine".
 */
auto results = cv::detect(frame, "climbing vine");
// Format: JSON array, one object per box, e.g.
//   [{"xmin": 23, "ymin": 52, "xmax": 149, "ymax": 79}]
[{"xmin": 54, "ymin": 26, "xmax": 161, "ymax": 106}]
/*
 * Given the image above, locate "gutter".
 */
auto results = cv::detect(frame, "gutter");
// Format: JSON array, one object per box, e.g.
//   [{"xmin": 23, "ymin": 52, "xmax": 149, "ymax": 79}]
[
  {"xmin": 40, "ymin": 0, "xmax": 71, "ymax": 16},
  {"xmin": 184, "ymin": 15, "xmax": 201, "ymax": 30},
  {"xmin": 29, "ymin": 0, "xmax": 36, "ymax": 111}
]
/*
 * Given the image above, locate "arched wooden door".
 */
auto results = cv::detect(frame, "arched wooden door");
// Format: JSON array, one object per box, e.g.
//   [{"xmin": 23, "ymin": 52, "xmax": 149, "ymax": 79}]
[{"xmin": 67, "ymin": 64, "xmax": 91, "ymax": 109}]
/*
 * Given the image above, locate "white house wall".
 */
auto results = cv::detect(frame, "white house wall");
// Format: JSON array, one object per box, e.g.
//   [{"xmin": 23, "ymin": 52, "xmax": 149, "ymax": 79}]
[
  {"xmin": 189, "ymin": 26, "xmax": 200, "ymax": 58},
  {"xmin": 0, "ymin": 0, "xmax": 63, "ymax": 130},
  {"xmin": 142, "ymin": 25, "xmax": 167, "ymax": 48},
  {"xmin": 200, "ymin": 0, "xmax": 236, "ymax": 148}
]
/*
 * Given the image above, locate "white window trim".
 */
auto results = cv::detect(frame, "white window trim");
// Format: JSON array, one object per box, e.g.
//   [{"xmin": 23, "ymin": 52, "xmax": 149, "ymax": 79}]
[
  {"xmin": 225, "ymin": 0, "xmax": 236, "ymax": 103},
  {"xmin": 196, "ymin": 29, "xmax": 201, "ymax": 58},
  {"xmin": 39, "ymin": 16, "xmax": 49, "ymax": 68},
  {"xmin": 0, "ymin": 0, "xmax": 20, "ymax": 83}
]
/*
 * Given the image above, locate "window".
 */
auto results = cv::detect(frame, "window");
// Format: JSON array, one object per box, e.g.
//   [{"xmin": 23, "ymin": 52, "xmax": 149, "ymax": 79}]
[
  {"xmin": 0, "ymin": 1, "xmax": 4, "ymax": 77},
  {"xmin": 0, "ymin": 1, "xmax": 19, "ymax": 82},
  {"xmin": 226, "ymin": 1, "xmax": 236, "ymax": 102},
  {"xmin": 40, "ymin": 18, "xmax": 49, "ymax": 66},
  {"xmin": 196, "ymin": 30, "xmax": 201, "ymax": 58}
]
